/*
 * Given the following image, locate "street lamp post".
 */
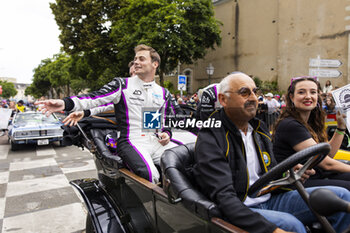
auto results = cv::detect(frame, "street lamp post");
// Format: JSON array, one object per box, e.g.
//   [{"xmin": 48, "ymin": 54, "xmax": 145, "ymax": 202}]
[{"xmin": 206, "ymin": 63, "xmax": 214, "ymax": 85}]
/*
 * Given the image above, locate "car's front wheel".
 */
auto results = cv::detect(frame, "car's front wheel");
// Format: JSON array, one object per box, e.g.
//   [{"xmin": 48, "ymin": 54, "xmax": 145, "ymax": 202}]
[
  {"xmin": 10, "ymin": 141, "xmax": 19, "ymax": 151},
  {"xmin": 59, "ymin": 140, "xmax": 65, "ymax": 147}
]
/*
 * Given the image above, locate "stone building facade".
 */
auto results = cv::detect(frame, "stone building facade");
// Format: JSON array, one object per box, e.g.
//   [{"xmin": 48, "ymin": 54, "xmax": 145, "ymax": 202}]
[{"xmin": 180, "ymin": 0, "xmax": 350, "ymax": 93}]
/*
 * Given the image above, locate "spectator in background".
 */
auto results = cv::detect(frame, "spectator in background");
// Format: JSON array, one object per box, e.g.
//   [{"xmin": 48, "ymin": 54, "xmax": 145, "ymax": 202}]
[
  {"xmin": 256, "ymin": 95, "xmax": 267, "ymax": 122},
  {"xmin": 265, "ymin": 93, "xmax": 280, "ymax": 113},
  {"xmin": 264, "ymin": 92, "xmax": 280, "ymax": 130},
  {"xmin": 182, "ymin": 95, "xmax": 189, "ymax": 104},
  {"xmin": 0, "ymin": 102, "xmax": 8, "ymax": 136},
  {"xmin": 274, "ymin": 94, "xmax": 281, "ymax": 106},
  {"xmin": 16, "ymin": 100, "xmax": 25, "ymax": 112},
  {"xmin": 187, "ymin": 93, "xmax": 198, "ymax": 109},
  {"xmin": 323, "ymin": 80, "xmax": 333, "ymax": 94},
  {"xmin": 36, "ymin": 97, "xmax": 46, "ymax": 111},
  {"xmin": 280, "ymin": 94, "xmax": 286, "ymax": 110},
  {"xmin": 192, "ymin": 92, "xmax": 200, "ymax": 106},
  {"xmin": 177, "ymin": 98, "xmax": 184, "ymax": 105},
  {"xmin": 320, "ymin": 93, "xmax": 327, "ymax": 108},
  {"xmin": 9, "ymin": 101, "xmax": 16, "ymax": 113},
  {"xmin": 1, "ymin": 100, "xmax": 8, "ymax": 108},
  {"xmin": 323, "ymin": 96, "xmax": 336, "ymax": 114}
]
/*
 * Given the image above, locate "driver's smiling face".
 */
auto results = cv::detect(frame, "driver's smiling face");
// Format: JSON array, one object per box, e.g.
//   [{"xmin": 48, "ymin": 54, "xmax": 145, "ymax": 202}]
[
  {"xmin": 290, "ymin": 80, "xmax": 318, "ymax": 112},
  {"xmin": 133, "ymin": 50, "xmax": 157, "ymax": 79}
]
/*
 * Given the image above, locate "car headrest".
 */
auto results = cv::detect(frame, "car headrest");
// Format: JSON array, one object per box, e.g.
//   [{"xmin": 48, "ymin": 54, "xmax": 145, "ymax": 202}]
[{"xmin": 161, "ymin": 143, "xmax": 221, "ymax": 220}]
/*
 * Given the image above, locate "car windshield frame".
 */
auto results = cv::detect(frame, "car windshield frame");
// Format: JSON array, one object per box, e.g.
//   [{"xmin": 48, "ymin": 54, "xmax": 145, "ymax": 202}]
[{"xmin": 13, "ymin": 113, "xmax": 59, "ymax": 125}]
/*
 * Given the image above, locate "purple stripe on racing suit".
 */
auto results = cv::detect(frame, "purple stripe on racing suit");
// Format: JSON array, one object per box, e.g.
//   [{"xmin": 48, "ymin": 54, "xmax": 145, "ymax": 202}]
[{"xmin": 122, "ymin": 90, "xmax": 153, "ymax": 182}]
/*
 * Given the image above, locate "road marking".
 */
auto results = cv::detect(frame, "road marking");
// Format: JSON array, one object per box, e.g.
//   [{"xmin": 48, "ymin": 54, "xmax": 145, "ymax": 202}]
[
  {"xmin": 0, "ymin": 145, "xmax": 8, "ymax": 160},
  {"xmin": 6, "ymin": 174, "xmax": 70, "ymax": 197},
  {"xmin": 0, "ymin": 171, "xmax": 9, "ymax": 184},
  {"xmin": 59, "ymin": 159, "xmax": 96, "ymax": 174},
  {"xmin": 0, "ymin": 198, "xmax": 5, "ymax": 219},
  {"xmin": 2, "ymin": 203, "xmax": 86, "ymax": 233},
  {"xmin": 9, "ymin": 158, "xmax": 57, "ymax": 171},
  {"xmin": 36, "ymin": 146, "xmax": 56, "ymax": 157}
]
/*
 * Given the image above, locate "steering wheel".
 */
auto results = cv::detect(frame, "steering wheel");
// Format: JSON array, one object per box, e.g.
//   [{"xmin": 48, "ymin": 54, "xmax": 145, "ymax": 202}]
[{"xmin": 248, "ymin": 143, "xmax": 330, "ymax": 198}]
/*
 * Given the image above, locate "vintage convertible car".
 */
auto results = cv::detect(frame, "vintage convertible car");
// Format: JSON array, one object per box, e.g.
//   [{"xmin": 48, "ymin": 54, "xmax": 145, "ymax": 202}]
[
  {"xmin": 65, "ymin": 115, "xmax": 349, "ymax": 233},
  {"xmin": 8, "ymin": 111, "xmax": 64, "ymax": 151}
]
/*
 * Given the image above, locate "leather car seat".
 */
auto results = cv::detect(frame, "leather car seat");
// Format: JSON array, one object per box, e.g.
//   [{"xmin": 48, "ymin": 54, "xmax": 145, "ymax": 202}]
[{"xmin": 161, "ymin": 143, "xmax": 222, "ymax": 221}]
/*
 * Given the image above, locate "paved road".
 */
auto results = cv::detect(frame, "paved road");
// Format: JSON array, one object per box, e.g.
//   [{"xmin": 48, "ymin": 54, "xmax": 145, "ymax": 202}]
[{"xmin": 0, "ymin": 134, "xmax": 97, "ymax": 233}]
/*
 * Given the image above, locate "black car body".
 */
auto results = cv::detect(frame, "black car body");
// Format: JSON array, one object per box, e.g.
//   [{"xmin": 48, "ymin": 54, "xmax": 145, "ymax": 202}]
[
  {"xmin": 67, "ymin": 115, "xmax": 246, "ymax": 233},
  {"xmin": 67, "ymin": 115, "xmax": 346, "ymax": 233}
]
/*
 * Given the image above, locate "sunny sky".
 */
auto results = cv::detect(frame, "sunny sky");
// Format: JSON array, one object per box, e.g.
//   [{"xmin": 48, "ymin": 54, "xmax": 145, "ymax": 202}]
[{"xmin": 0, "ymin": 0, "xmax": 62, "ymax": 84}]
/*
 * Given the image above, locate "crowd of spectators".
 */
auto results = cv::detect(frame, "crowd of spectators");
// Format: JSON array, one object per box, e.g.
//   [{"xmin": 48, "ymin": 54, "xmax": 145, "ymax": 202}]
[
  {"xmin": 173, "ymin": 93, "xmax": 200, "ymax": 109},
  {"xmin": 0, "ymin": 98, "xmax": 44, "ymax": 136},
  {"xmin": 170, "ymin": 79, "xmax": 340, "ymax": 133}
]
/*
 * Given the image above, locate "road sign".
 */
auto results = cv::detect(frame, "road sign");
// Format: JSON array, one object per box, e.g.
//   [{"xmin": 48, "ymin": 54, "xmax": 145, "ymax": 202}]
[
  {"xmin": 309, "ymin": 58, "xmax": 342, "ymax": 68},
  {"xmin": 178, "ymin": 75, "xmax": 187, "ymax": 91},
  {"xmin": 309, "ymin": 68, "xmax": 342, "ymax": 78}
]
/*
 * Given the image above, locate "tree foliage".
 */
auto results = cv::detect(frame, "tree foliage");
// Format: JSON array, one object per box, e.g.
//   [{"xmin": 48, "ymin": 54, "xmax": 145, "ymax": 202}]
[
  {"xmin": 50, "ymin": 0, "xmax": 123, "ymax": 89},
  {"xmin": 50, "ymin": 0, "xmax": 221, "ymax": 88},
  {"xmin": 50, "ymin": 0, "xmax": 120, "ymax": 55},
  {"xmin": 112, "ymin": 0, "xmax": 221, "ymax": 85},
  {"xmin": 26, "ymin": 53, "xmax": 89, "ymax": 98},
  {"xmin": 0, "ymin": 81, "xmax": 17, "ymax": 99},
  {"xmin": 253, "ymin": 76, "xmax": 280, "ymax": 95}
]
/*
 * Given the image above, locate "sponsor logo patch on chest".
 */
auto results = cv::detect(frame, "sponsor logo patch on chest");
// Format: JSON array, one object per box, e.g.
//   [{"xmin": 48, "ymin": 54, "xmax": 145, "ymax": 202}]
[
  {"xmin": 152, "ymin": 93, "xmax": 162, "ymax": 99},
  {"xmin": 133, "ymin": 90, "xmax": 142, "ymax": 95}
]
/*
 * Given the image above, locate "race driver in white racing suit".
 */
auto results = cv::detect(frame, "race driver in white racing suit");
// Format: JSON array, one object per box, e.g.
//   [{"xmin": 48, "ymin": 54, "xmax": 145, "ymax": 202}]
[{"xmin": 36, "ymin": 44, "xmax": 182, "ymax": 184}]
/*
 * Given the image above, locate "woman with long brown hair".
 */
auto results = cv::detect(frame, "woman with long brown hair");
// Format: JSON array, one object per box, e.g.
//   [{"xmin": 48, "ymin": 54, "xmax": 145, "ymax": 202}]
[{"xmin": 273, "ymin": 76, "xmax": 350, "ymax": 190}]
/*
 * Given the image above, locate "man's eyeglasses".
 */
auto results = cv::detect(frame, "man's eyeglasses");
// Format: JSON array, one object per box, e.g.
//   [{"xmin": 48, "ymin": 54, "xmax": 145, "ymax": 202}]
[
  {"xmin": 224, "ymin": 87, "xmax": 258, "ymax": 99},
  {"xmin": 290, "ymin": 76, "xmax": 318, "ymax": 85}
]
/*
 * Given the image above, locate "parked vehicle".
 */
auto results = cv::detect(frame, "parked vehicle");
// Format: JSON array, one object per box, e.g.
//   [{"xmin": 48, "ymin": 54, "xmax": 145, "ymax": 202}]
[
  {"xmin": 8, "ymin": 111, "xmax": 64, "ymax": 151},
  {"xmin": 64, "ymin": 114, "xmax": 347, "ymax": 233}
]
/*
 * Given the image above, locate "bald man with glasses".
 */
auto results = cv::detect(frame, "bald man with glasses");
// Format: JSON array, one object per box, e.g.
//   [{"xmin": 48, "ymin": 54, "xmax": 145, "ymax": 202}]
[{"xmin": 193, "ymin": 72, "xmax": 350, "ymax": 233}]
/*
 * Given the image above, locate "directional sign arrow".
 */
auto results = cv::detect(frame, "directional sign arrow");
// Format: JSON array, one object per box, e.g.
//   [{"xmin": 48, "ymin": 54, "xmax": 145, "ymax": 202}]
[
  {"xmin": 309, "ymin": 68, "xmax": 342, "ymax": 78},
  {"xmin": 309, "ymin": 59, "xmax": 342, "ymax": 68}
]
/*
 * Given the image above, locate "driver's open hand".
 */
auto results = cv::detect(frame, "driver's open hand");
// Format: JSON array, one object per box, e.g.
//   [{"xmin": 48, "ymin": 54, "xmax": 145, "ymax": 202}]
[
  {"xmin": 62, "ymin": 111, "xmax": 84, "ymax": 126},
  {"xmin": 157, "ymin": 132, "xmax": 170, "ymax": 146},
  {"xmin": 293, "ymin": 164, "xmax": 315, "ymax": 182},
  {"xmin": 34, "ymin": 99, "xmax": 65, "ymax": 117}
]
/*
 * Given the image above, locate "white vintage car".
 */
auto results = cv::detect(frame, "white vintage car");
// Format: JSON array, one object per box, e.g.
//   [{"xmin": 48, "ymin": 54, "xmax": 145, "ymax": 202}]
[{"xmin": 8, "ymin": 111, "xmax": 64, "ymax": 151}]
